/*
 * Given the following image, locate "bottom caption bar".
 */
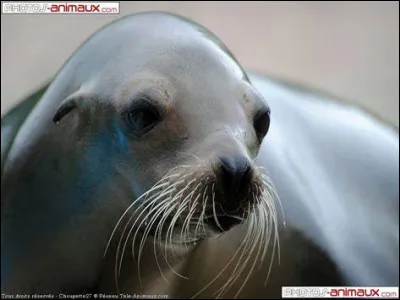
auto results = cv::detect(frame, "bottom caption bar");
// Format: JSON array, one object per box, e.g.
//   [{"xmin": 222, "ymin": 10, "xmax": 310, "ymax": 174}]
[{"xmin": 282, "ymin": 287, "xmax": 399, "ymax": 298}]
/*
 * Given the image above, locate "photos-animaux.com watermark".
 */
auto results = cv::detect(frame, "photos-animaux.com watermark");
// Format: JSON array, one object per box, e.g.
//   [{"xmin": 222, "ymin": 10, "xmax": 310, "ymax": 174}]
[
  {"xmin": 1, "ymin": 2, "xmax": 120, "ymax": 14},
  {"xmin": 282, "ymin": 286, "xmax": 399, "ymax": 298}
]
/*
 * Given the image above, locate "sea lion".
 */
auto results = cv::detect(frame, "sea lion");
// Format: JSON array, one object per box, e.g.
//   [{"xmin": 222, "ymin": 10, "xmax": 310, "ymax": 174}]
[{"xmin": 1, "ymin": 12, "xmax": 398, "ymax": 298}]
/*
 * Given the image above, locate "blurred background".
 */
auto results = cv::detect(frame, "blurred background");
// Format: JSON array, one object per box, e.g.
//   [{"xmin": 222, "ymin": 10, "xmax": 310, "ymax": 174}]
[{"xmin": 1, "ymin": 1, "xmax": 399, "ymax": 128}]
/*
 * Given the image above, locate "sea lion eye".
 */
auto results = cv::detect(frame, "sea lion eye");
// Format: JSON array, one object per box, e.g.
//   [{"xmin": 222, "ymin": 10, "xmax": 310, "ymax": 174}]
[
  {"xmin": 125, "ymin": 106, "xmax": 161, "ymax": 137},
  {"xmin": 254, "ymin": 108, "xmax": 270, "ymax": 143}
]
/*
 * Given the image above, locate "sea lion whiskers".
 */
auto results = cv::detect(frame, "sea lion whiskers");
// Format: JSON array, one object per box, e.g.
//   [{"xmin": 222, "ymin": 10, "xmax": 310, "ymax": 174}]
[
  {"xmin": 117, "ymin": 181, "xmax": 177, "ymax": 266},
  {"xmin": 259, "ymin": 199, "xmax": 278, "ymax": 288},
  {"xmin": 116, "ymin": 189, "xmax": 177, "ymax": 289},
  {"xmin": 217, "ymin": 189, "xmax": 277, "ymax": 299},
  {"xmin": 179, "ymin": 181, "xmax": 204, "ymax": 248},
  {"xmin": 216, "ymin": 204, "xmax": 258, "ymax": 298},
  {"xmin": 260, "ymin": 173, "xmax": 283, "ymax": 268},
  {"xmin": 211, "ymin": 183, "xmax": 225, "ymax": 233},
  {"xmin": 134, "ymin": 170, "xmax": 206, "ymax": 284},
  {"xmin": 194, "ymin": 184, "xmax": 209, "ymax": 237},
  {"xmin": 108, "ymin": 158, "xmax": 280, "ymax": 297},
  {"xmin": 215, "ymin": 215, "xmax": 252, "ymax": 298},
  {"xmin": 155, "ymin": 202, "xmax": 185, "ymax": 281},
  {"xmin": 125, "ymin": 170, "xmax": 193, "ymax": 257},
  {"xmin": 256, "ymin": 183, "xmax": 277, "ymax": 264},
  {"xmin": 118, "ymin": 175, "xmax": 188, "ymax": 274},
  {"xmin": 107, "ymin": 165, "xmax": 196, "ymax": 290},
  {"xmin": 188, "ymin": 167, "xmax": 280, "ymax": 299},
  {"xmin": 133, "ymin": 177, "xmax": 195, "ymax": 283},
  {"xmin": 187, "ymin": 190, "xmax": 205, "ymax": 241},
  {"xmin": 104, "ymin": 165, "xmax": 190, "ymax": 258},
  {"xmin": 137, "ymin": 178, "xmax": 199, "ymax": 269},
  {"xmin": 231, "ymin": 205, "xmax": 265, "ymax": 299},
  {"xmin": 150, "ymin": 199, "xmax": 179, "ymax": 284},
  {"xmin": 114, "ymin": 183, "xmax": 177, "ymax": 287},
  {"xmin": 136, "ymin": 187, "xmax": 182, "ymax": 263},
  {"xmin": 164, "ymin": 176, "xmax": 200, "ymax": 250},
  {"xmin": 190, "ymin": 208, "xmax": 254, "ymax": 299},
  {"xmin": 164, "ymin": 197, "xmax": 190, "ymax": 262},
  {"xmin": 104, "ymin": 181, "xmax": 168, "ymax": 257},
  {"xmin": 258, "ymin": 166, "xmax": 285, "ymax": 226},
  {"xmin": 259, "ymin": 190, "xmax": 273, "ymax": 265}
]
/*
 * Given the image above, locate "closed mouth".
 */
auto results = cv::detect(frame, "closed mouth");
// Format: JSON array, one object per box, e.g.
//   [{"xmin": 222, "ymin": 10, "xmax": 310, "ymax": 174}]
[
  {"xmin": 204, "ymin": 214, "xmax": 244, "ymax": 232},
  {"xmin": 143, "ymin": 209, "xmax": 246, "ymax": 241}
]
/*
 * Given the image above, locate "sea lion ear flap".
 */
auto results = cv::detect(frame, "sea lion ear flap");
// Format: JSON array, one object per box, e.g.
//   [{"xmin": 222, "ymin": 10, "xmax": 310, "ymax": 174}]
[{"xmin": 53, "ymin": 94, "xmax": 79, "ymax": 124}]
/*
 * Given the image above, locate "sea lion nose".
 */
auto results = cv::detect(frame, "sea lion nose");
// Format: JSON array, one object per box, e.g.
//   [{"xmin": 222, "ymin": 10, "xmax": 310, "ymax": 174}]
[{"xmin": 218, "ymin": 155, "xmax": 253, "ymax": 211}]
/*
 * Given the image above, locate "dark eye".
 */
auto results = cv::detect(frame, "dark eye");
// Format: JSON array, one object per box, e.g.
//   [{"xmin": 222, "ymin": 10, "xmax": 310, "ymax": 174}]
[
  {"xmin": 254, "ymin": 108, "xmax": 270, "ymax": 143},
  {"xmin": 125, "ymin": 106, "xmax": 161, "ymax": 137}
]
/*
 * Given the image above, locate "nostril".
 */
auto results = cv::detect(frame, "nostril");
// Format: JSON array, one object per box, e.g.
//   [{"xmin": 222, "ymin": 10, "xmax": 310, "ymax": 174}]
[
  {"xmin": 218, "ymin": 155, "xmax": 253, "ymax": 203},
  {"xmin": 219, "ymin": 156, "xmax": 236, "ymax": 178}
]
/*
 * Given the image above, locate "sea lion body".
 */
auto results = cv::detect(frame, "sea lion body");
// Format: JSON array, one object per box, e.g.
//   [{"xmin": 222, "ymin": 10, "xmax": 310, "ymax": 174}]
[
  {"xmin": 1, "ymin": 12, "xmax": 398, "ymax": 297},
  {"xmin": 253, "ymin": 74, "xmax": 399, "ymax": 287},
  {"xmin": 98, "ymin": 72, "xmax": 399, "ymax": 298}
]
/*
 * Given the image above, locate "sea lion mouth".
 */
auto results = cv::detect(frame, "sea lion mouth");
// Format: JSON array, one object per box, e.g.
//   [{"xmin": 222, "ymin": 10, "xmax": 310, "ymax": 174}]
[
  {"xmin": 204, "ymin": 214, "xmax": 244, "ymax": 232},
  {"xmin": 143, "ymin": 212, "xmax": 245, "ymax": 241}
]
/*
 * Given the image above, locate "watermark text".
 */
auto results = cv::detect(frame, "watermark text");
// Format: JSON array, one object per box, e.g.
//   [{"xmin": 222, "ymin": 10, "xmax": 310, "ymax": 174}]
[
  {"xmin": 2, "ymin": 2, "xmax": 120, "ymax": 14},
  {"xmin": 282, "ymin": 287, "xmax": 399, "ymax": 298}
]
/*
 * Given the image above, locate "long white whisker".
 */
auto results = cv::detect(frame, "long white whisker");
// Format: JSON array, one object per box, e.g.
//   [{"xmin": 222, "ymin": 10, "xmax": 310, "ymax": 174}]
[
  {"xmin": 155, "ymin": 201, "xmax": 188, "ymax": 280},
  {"xmin": 135, "ymin": 195, "xmax": 177, "ymax": 283},
  {"xmin": 118, "ymin": 183, "xmax": 178, "ymax": 276},
  {"xmin": 150, "ymin": 200, "xmax": 179, "ymax": 283},
  {"xmin": 105, "ymin": 164, "xmax": 193, "ymax": 257},
  {"xmin": 116, "ymin": 182, "xmax": 178, "ymax": 267},
  {"xmin": 215, "ymin": 210, "xmax": 257, "ymax": 298},
  {"xmin": 261, "ymin": 173, "xmax": 285, "ymax": 226},
  {"xmin": 165, "ymin": 176, "xmax": 198, "ymax": 249},
  {"xmin": 180, "ymin": 182, "xmax": 203, "ymax": 247},
  {"xmin": 261, "ymin": 201, "xmax": 276, "ymax": 287},
  {"xmin": 114, "ymin": 183, "xmax": 176, "ymax": 289},
  {"xmin": 166, "ymin": 193, "xmax": 191, "ymax": 259},
  {"xmin": 104, "ymin": 179, "xmax": 172, "ymax": 258},
  {"xmin": 190, "ymin": 210, "xmax": 254, "ymax": 299},
  {"xmin": 233, "ymin": 206, "xmax": 264, "ymax": 298},
  {"xmin": 195, "ymin": 185, "xmax": 208, "ymax": 237},
  {"xmin": 211, "ymin": 183, "xmax": 224, "ymax": 232}
]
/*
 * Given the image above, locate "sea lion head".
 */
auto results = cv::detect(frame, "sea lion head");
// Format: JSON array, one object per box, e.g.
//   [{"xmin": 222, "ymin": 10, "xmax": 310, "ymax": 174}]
[{"xmin": 51, "ymin": 12, "xmax": 278, "ymax": 253}]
